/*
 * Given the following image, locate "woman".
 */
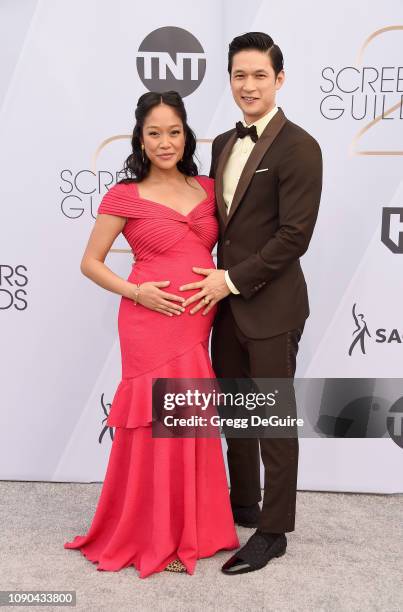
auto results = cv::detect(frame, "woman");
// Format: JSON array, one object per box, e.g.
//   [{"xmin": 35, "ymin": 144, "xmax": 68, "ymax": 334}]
[{"xmin": 64, "ymin": 91, "xmax": 239, "ymax": 578}]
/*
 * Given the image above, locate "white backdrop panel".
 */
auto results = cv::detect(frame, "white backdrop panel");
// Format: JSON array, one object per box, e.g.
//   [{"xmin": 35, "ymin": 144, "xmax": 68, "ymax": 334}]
[{"xmin": 1, "ymin": 0, "xmax": 402, "ymax": 491}]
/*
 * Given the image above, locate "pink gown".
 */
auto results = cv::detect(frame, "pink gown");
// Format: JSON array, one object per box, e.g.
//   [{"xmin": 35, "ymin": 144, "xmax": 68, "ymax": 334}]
[{"xmin": 64, "ymin": 175, "xmax": 239, "ymax": 578}]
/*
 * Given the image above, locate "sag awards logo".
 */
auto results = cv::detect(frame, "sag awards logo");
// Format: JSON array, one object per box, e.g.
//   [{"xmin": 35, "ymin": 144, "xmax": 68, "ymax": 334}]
[
  {"xmin": 98, "ymin": 392, "xmax": 114, "ymax": 443},
  {"xmin": 319, "ymin": 25, "xmax": 403, "ymax": 156},
  {"xmin": 381, "ymin": 207, "xmax": 403, "ymax": 253},
  {"xmin": 136, "ymin": 26, "xmax": 206, "ymax": 97},
  {"xmin": 59, "ymin": 169, "xmax": 121, "ymax": 220},
  {"xmin": 0, "ymin": 265, "xmax": 28, "ymax": 311},
  {"xmin": 348, "ymin": 303, "xmax": 403, "ymax": 355}
]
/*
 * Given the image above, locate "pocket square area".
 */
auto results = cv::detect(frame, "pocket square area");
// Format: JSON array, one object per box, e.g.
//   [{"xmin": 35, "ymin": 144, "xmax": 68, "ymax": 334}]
[{"xmin": 255, "ymin": 168, "xmax": 269, "ymax": 173}]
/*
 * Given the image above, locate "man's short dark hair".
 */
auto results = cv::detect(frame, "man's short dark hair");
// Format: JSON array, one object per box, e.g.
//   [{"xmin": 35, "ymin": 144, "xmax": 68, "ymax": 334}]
[{"xmin": 228, "ymin": 32, "xmax": 284, "ymax": 77}]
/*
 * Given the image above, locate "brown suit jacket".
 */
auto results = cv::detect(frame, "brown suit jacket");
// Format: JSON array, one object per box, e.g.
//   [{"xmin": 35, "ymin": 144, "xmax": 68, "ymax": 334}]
[{"xmin": 209, "ymin": 107, "xmax": 323, "ymax": 339}]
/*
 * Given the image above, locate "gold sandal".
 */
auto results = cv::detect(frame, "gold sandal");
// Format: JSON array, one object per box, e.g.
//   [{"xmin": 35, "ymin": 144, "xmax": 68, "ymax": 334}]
[{"xmin": 164, "ymin": 559, "xmax": 187, "ymax": 573}]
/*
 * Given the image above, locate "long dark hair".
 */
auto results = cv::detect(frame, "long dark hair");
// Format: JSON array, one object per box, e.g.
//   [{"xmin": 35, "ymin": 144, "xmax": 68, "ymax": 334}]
[
  {"xmin": 228, "ymin": 32, "xmax": 284, "ymax": 78},
  {"xmin": 118, "ymin": 91, "xmax": 198, "ymax": 183}
]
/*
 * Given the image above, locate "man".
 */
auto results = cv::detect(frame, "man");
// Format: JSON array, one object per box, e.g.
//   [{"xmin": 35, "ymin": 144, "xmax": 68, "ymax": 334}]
[{"xmin": 179, "ymin": 32, "xmax": 323, "ymax": 574}]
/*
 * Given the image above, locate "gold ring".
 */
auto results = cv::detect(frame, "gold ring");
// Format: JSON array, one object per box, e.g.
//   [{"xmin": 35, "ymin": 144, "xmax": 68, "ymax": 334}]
[{"xmin": 203, "ymin": 296, "xmax": 210, "ymax": 304}]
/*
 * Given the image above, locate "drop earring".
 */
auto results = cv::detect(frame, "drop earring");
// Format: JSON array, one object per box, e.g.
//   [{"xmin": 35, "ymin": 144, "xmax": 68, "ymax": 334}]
[{"xmin": 141, "ymin": 144, "xmax": 145, "ymax": 163}]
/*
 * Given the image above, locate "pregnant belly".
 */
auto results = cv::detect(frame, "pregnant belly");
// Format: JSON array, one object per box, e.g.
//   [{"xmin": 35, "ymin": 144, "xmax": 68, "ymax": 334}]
[
  {"xmin": 118, "ymin": 249, "xmax": 217, "ymax": 378},
  {"xmin": 127, "ymin": 250, "xmax": 216, "ymax": 294}
]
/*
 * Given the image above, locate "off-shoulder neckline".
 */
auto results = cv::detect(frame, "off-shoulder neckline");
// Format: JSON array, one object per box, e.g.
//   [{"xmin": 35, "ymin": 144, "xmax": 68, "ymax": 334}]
[{"xmin": 131, "ymin": 175, "xmax": 212, "ymax": 218}]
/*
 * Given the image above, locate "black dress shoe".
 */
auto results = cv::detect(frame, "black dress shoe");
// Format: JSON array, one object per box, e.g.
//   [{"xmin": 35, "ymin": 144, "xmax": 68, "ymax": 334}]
[
  {"xmin": 231, "ymin": 503, "xmax": 261, "ymax": 528},
  {"xmin": 221, "ymin": 531, "xmax": 287, "ymax": 575}
]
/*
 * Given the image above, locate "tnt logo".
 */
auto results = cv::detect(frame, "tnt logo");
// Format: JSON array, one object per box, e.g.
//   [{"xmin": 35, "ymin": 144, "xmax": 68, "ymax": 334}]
[
  {"xmin": 386, "ymin": 397, "xmax": 403, "ymax": 449},
  {"xmin": 381, "ymin": 207, "xmax": 403, "ymax": 253},
  {"xmin": 136, "ymin": 26, "xmax": 206, "ymax": 97}
]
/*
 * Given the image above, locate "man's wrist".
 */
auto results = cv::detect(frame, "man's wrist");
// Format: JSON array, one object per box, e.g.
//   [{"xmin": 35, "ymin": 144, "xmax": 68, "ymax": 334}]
[{"xmin": 224, "ymin": 270, "xmax": 240, "ymax": 294}]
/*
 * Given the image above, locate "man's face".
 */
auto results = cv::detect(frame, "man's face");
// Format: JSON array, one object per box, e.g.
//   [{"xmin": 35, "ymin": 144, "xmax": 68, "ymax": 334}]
[{"xmin": 230, "ymin": 49, "xmax": 285, "ymax": 124}]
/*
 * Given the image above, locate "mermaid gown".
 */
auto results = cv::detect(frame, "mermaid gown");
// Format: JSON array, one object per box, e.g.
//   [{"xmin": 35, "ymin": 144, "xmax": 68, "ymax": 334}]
[{"xmin": 64, "ymin": 175, "xmax": 239, "ymax": 578}]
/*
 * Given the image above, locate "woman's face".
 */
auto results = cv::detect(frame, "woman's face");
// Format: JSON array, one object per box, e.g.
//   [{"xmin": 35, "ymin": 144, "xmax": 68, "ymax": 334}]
[{"xmin": 141, "ymin": 103, "xmax": 186, "ymax": 170}]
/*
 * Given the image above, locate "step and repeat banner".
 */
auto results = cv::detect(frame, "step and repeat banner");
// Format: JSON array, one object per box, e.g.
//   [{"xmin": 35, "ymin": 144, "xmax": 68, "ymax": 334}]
[{"xmin": 1, "ymin": 0, "xmax": 403, "ymax": 491}]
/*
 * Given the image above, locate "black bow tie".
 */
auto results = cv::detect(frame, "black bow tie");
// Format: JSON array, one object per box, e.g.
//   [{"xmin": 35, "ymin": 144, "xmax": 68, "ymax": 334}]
[{"xmin": 235, "ymin": 121, "xmax": 259, "ymax": 143}]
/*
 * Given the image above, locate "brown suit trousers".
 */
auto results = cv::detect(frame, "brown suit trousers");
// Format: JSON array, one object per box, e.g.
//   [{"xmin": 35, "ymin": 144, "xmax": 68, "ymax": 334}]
[{"xmin": 212, "ymin": 298, "xmax": 304, "ymax": 533}]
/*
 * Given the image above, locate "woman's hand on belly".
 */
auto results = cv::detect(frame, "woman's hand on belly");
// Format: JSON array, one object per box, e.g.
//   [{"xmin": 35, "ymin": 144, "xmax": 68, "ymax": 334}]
[{"xmin": 133, "ymin": 280, "xmax": 186, "ymax": 317}]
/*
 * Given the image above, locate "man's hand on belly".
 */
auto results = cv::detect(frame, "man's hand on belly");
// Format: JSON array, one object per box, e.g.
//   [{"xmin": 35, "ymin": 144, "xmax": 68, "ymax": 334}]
[{"xmin": 179, "ymin": 268, "xmax": 230, "ymax": 315}]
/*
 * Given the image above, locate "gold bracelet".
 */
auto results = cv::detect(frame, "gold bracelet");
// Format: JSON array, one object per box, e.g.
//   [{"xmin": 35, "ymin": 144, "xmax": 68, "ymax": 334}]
[{"xmin": 133, "ymin": 283, "xmax": 141, "ymax": 306}]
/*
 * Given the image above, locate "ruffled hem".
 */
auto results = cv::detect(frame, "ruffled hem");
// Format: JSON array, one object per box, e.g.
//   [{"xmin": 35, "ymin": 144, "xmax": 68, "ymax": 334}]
[
  {"xmin": 64, "ymin": 426, "xmax": 239, "ymax": 578},
  {"xmin": 64, "ymin": 535, "xmax": 237, "ymax": 578},
  {"xmin": 106, "ymin": 339, "xmax": 216, "ymax": 428}
]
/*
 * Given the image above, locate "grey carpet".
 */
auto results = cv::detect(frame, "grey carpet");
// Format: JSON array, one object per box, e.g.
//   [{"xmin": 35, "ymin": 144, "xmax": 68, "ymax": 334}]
[{"xmin": 0, "ymin": 482, "xmax": 402, "ymax": 612}]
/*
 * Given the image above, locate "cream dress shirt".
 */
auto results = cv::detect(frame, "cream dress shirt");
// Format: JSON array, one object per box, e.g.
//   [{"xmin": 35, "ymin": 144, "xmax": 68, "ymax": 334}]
[{"xmin": 223, "ymin": 106, "xmax": 279, "ymax": 294}]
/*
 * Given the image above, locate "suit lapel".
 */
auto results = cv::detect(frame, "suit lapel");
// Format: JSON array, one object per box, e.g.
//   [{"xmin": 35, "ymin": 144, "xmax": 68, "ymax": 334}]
[
  {"xmin": 215, "ymin": 130, "xmax": 237, "ymax": 223},
  {"xmin": 216, "ymin": 107, "xmax": 288, "ymax": 228}
]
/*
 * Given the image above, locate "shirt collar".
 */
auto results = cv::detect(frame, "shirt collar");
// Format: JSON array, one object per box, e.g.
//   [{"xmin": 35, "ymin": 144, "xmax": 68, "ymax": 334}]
[{"xmin": 243, "ymin": 105, "xmax": 278, "ymax": 138}]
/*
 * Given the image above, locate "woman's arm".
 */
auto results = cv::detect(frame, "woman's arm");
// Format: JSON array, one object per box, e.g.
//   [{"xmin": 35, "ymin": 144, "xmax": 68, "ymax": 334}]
[
  {"xmin": 81, "ymin": 213, "xmax": 186, "ymax": 316},
  {"xmin": 80, "ymin": 213, "xmax": 135, "ymax": 300}
]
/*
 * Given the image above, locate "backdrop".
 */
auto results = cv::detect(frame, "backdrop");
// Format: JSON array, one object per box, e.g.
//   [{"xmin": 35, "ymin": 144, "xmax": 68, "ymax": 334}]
[{"xmin": 1, "ymin": 0, "xmax": 403, "ymax": 492}]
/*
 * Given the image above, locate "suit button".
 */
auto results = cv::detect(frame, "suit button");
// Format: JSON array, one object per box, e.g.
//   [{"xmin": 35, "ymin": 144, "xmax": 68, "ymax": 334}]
[{"xmin": 224, "ymin": 239, "xmax": 231, "ymax": 246}]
